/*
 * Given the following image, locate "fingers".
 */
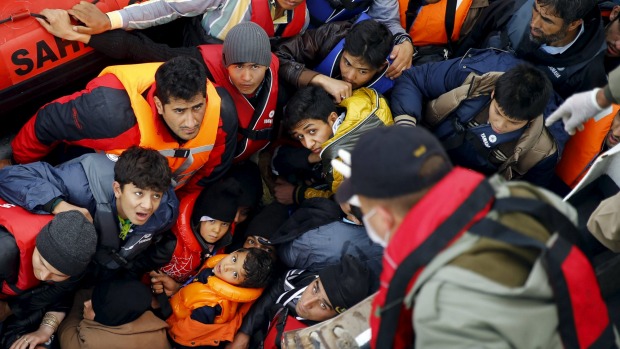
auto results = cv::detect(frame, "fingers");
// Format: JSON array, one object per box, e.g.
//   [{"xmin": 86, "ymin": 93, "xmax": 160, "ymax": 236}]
[{"xmin": 72, "ymin": 25, "xmax": 95, "ymax": 35}]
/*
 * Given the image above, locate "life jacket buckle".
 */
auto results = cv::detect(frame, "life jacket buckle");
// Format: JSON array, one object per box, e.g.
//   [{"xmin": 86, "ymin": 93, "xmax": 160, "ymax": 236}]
[{"xmin": 174, "ymin": 149, "xmax": 190, "ymax": 158}]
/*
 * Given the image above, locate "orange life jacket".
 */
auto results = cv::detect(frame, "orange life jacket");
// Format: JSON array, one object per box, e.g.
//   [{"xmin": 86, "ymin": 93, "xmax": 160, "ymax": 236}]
[
  {"xmin": 167, "ymin": 254, "xmax": 263, "ymax": 346},
  {"xmin": 199, "ymin": 46, "xmax": 279, "ymax": 162},
  {"xmin": 98, "ymin": 62, "xmax": 221, "ymax": 189},
  {"xmin": 399, "ymin": 0, "xmax": 474, "ymax": 46},
  {"xmin": 556, "ymin": 105, "xmax": 618, "ymax": 188},
  {"xmin": 0, "ymin": 198, "xmax": 53, "ymax": 298}
]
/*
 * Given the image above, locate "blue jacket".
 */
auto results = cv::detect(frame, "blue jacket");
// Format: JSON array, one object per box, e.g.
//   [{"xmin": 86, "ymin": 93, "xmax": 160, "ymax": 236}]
[
  {"xmin": 0, "ymin": 153, "xmax": 179, "ymax": 271},
  {"xmin": 391, "ymin": 49, "xmax": 566, "ymax": 187}
]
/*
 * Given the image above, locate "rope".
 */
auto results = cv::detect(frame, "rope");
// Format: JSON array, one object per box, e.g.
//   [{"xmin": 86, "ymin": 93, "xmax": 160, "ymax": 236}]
[{"xmin": 0, "ymin": 0, "xmax": 99, "ymax": 25}]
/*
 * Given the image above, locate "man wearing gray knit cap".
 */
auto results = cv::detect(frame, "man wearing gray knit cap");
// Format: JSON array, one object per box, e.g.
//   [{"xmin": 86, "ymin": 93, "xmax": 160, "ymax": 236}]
[
  {"xmin": 0, "ymin": 208, "xmax": 97, "ymax": 348},
  {"xmin": 36, "ymin": 16, "xmax": 280, "ymax": 162}
]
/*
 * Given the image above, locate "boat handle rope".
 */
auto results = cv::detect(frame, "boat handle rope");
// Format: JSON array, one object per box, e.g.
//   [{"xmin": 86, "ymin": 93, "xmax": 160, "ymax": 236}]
[{"xmin": 0, "ymin": 0, "xmax": 100, "ymax": 25}]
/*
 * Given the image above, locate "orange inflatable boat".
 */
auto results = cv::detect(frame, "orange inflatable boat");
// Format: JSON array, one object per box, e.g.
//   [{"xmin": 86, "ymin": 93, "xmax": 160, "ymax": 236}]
[{"xmin": 0, "ymin": 0, "xmax": 139, "ymax": 115}]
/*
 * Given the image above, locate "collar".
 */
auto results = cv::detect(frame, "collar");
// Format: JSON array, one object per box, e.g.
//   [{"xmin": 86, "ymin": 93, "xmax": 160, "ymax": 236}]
[{"xmin": 539, "ymin": 23, "xmax": 584, "ymax": 55}]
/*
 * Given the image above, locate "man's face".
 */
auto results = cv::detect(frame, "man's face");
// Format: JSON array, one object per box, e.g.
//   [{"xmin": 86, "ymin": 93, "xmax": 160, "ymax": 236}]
[
  {"xmin": 488, "ymin": 99, "xmax": 529, "ymax": 134},
  {"xmin": 199, "ymin": 218, "xmax": 231, "ymax": 244},
  {"xmin": 243, "ymin": 235, "xmax": 277, "ymax": 259},
  {"xmin": 606, "ymin": 111, "xmax": 620, "ymax": 148},
  {"xmin": 156, "ymin": 93, "xmax": 206, "ymax": 141},
  {"xmin": 291, "ymin": 116, "xmax": 336, "ymax": 154},
  {"xmin": 529, "ymin": 1, "xmax": 571, "ymax": 46},
  {"xmin": 295, "ymin": 278, "xmax": 338, "ymax": 321},
  {"xmin": 83, "ymin": 300, "xmax": 96, "ymax": 321},
  {"xmin": 227, "ymin": 63, "xmax": 269, "ymax": 96},
  {"xmin": 275, "ymin": 0, "xmax": 304, "ymax": 11},
  {"xmin": 113, "ymin": 182, "xmax": 163, "ymax": 226},
  {"xmin": 606, "ymin": 7, "xmax": 620, "ymax": 57},
  {"xmin": 31, "ymin": 247, "xmax": 70, "ymax": 282},
  {"xmin": 339, "ymin": 51, "xmax": 383, "ymax": 90},
  {"xmin": 213, "ymin": 250, "xmax": 248, "ymax": 285}
]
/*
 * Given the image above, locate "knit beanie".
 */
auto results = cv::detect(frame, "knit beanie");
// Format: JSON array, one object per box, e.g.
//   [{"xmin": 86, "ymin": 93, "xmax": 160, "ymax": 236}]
[
  {"xmin": 319, "ymin": 255, "xmax": 372, "ymax": 314},
  {"xmin": 92, "ymin": 278, "xmax": 152, "ymax": 326},
  {"xmin": 223, "ymin": 22, "xmax": 272, "ymax": 67},
  {"xmin": 35, "ymin": 211, "xmax": 97, "ymax": 276},
  {"xmin": 243, "ymin": 202, "xmax": 290, "ymax": 242},
  {"xmin": 227, "ymin": 162, "xmax": 263, "ymax": 208},
  {"xmin": 192, "ymin": 178, "xmax": 243, "ymax": 225}
]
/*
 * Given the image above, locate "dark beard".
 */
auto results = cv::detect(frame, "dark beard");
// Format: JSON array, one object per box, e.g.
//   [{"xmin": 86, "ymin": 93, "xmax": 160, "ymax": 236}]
[{"xmin": 528, "ymin": 25, "xmax": 569, "ymax": 46}]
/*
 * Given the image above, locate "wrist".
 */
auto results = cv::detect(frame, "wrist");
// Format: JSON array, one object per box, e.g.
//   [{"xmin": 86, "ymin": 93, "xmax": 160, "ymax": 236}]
[
  {"xmin": 39, "ymin": 312, "xmax": 59, "ymax": 334},
  {"xmin": 597, "ymin": 87, "xmax": 613, "ymax": 109}
]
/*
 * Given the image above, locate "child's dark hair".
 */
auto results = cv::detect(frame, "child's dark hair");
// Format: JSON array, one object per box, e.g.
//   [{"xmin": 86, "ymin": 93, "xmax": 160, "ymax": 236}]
[
  {"xmin": 238, "ymin": 248, "xmax": 274, "ymax": 288},
  {"xmin": 343, "ymin": 19, "xmax": 393, "ymax": 70},
  {"xmin": 114, "ymin": 146, "xmax": 172, "ymax": 193},
  {"xmin": 155, "ymin": 56, "xmax": 207, "ymax": 105},
  {"xmin": 283, "ymin": 86, "xmax": 336, "ymax": 132},
  {"xmin": 494, "ymin": 64, "xmax": 553, "ymax": 122}
]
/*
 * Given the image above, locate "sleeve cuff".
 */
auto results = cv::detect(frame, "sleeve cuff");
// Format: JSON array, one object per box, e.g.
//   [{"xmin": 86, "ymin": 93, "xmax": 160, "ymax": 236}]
[{"xmin": 107, "ymin": 11, "xmax": 124, "ymax": 30}]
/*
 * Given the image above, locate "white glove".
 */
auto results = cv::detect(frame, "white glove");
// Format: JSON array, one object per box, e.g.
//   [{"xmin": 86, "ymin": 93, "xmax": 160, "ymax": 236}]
[{"xmin": 545, "ymin": 88, "xmax": 606, "ymax": 135}]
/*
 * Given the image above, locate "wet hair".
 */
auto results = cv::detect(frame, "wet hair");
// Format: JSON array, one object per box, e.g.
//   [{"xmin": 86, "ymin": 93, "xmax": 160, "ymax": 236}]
[
  {"xmin": 343, "ymin": 19, "xmax": 393, "ymax": 70},
  {"xmin": 494, "ymin": 64, "xmax": 553, "ymax": 121},
  {"xmin": 537, "ymin": 0, "xmax": 596, "ymax": 23},
  {"xmin": 155, "ymin": 56, "xmax": 207, "ymax": 105},
  {"xmin": 283, "ymin": 86, "xmax": 336, "ymax": 131},
  {"xmin": 114, "ymin": 146, "xmax": 172, "ymax": 193},
  {"xmin": 238, "ymin": 248, "xmax": 274, "ymax": 288}
]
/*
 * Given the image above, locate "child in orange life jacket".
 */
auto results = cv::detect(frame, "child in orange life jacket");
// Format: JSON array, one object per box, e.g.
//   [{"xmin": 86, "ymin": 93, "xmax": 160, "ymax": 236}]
[
  {"xmin": 155, "ymin": 178, "xmax": 243, "ymax": 291},
  {"xmin": 166, "ymin": 248, "xmax": 274, "ymax": 348}
]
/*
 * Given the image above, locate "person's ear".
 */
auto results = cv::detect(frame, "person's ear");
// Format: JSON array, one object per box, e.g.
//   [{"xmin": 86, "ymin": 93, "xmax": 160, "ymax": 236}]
[
  {"xmin": 566, "ymin": 18, "xmax": 583, "ymax": 32},
  {"xmin": 113, "ymin": 181, "xmax": 122, "ymax": 199},
  {"xmin": 376, "ymin": 206, "xmax": 397, "ymax": 238},
  {"xmin": 154, "ymin": 96, "xmax": 164, "ymax": 115},
  {"xmin": 327, "ymin": 112, "xmax": 339, "ymax": 127},
  {"xmin": 611, "ymin": 6, "xmax": 620, "ymax": 21}
]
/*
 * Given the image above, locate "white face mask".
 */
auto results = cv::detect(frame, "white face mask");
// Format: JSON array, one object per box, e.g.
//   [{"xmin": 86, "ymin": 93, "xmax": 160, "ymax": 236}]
[{"xmin": 362, "ymin": 208, "xmax": 390, "ymax": 248}]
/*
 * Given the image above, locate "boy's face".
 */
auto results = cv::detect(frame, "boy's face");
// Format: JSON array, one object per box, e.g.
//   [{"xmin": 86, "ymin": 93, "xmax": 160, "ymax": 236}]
[
  {"xmin": 291, "ymin": 115, "xmax": 338, "ymax": 154},
  {"xmin": 295, "ymin": 278, "xmax": 338, "ymax": 321},
  {"xmin": 199, "ymin": 218, "xmax": 231, "ymax": 244},
  {"xmin": 606, "ymin": 111, "xmax": 620, "ymax": 148},
  {"xmin": 227, "ymin": 63, "xmax": 269, "ymax": 96},
  {"xmin": 113, "ymin": 182, "xmax": 163, "ymax": 226},
  {"xmin": 243, "ymin": 235, "xmax": 277, "ymax": 259},
  {"xmin": 32, "ymin": 247, "xmax": 70, "ymax": 282},
  {"xmin": 156, "ymin": 93, "xmax": 206, "ymax": 141},
  {"xmin": 339, "ymin": 51, "xmax": 384, "ymax": 90},
  {"xmin": 213, "ymin": 250, "xmax": 248, "ymax": 285},
  {"xmin": 83, "ymin": 300, "xmax": 96, "ymax": 321},
  {"xmin": 488, "ymin": 99, "xmax": 529, "ymax": 134}
]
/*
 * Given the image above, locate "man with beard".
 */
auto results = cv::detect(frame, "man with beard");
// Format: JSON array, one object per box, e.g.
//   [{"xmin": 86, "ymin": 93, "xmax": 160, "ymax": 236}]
[{"xmin": 456, "ymin": 0, "xmax": 606, "ymax": 99}]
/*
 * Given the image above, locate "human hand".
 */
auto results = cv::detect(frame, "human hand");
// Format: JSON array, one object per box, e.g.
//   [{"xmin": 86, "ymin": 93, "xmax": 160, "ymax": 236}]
[
  {"xmin": 36, "ymin": 9, "xmax": 91, "ymax": 43},
  {"xmin": 224, "ymin": 332, "xmax": 251, "ymax": 349},
  {"xmin": 545, "ymin": 88, "xmax": 610, "ymax": 135},
  {"xmin": 149, "ymin": 270, "xmax": 181, "ymax": 297},
  {"xmin": 308, "ymin": 152, "xmax": 321, "ymax": 164},
  {"xmin": 52, "ymin": 201, "xmax": 93, "ymax": 223},
  {"xmin": 0, "ymin": 159, "xmax": 12, "ymax": 170},
  {"xmin": 9, "ymin": 327, "xmax": 53, "ymax": 349},
  {"xmin": 386, "ymin": 41, "xmax": 414, "ymax": 79},
  {"xmin": 68, "ymin": 1, "xmax": 111, "ymax": 35},
  {"xmin": 0, "ymin": 300, "xmax": 12, "ymax": 322},
  {"xmin": 274, "ymin": 178, "xmax": 295, "ymax": 205},
  {"xmin": 311, "ymin": 75, "xmax": 352, "ymax": 103}
]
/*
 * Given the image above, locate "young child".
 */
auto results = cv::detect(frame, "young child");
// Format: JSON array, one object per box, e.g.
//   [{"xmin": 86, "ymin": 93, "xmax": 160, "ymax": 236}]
[
  {"xmin": 159, "ymin": 178, "xmax": 243, "ymax": 285},
  {"xmin": 272, "ymin": 86, "xmax": 393, "ymax": 205},
  {"xmin": 166, "ymin": 248, "xmax": 274, "ymax": 348}
]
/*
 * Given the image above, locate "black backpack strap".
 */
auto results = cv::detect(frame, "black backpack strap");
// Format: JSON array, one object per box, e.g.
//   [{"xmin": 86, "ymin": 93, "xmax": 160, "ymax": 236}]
[
  {"xmin": 375, "ymin": 179, "xmax": 495, "ymax": 348},
  {"xmin": 444, "ymin": 0, "xmax": 458, "ymax": 53}
]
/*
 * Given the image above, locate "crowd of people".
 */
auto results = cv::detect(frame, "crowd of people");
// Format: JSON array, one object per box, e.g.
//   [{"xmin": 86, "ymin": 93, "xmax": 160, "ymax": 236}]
[{"xmin": 1, "ymin": 0, "xmax": 620, "ymax": 347}]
